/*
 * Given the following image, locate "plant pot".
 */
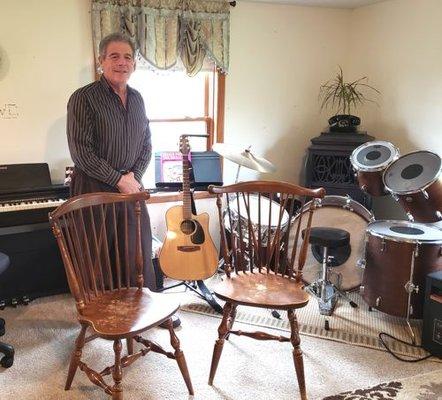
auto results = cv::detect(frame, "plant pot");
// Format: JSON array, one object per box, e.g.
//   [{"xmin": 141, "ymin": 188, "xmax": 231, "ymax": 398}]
[{"xmin": 328, "ymin": 114, "xmax": 361, "ymax": 133}]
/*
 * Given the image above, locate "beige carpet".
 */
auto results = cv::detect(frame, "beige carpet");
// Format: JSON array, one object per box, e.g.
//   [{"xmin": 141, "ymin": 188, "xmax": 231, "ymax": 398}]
[
  {"xmin": 0, "ymin": 292, "xmax": 440, "ymax": 400},
  {"xmin": 181, "ymin": 290, "xmax": 434, "ymax": 360}
]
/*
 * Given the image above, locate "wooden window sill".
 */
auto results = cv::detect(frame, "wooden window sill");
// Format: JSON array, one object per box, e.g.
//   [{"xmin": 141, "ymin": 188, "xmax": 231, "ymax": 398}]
[{"xmin": 146, "ymin": 191, "xmax": 216, "ymax": 204}]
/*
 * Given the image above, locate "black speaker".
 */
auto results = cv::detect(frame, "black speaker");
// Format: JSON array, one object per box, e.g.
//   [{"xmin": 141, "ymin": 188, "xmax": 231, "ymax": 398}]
[
  {"xmin": 0, "ymin": 223, "xmax": 69, "ymax": 304},
  {"xmin": 422, "ymin": 270, "xmax": 442, "ymax": 358}
]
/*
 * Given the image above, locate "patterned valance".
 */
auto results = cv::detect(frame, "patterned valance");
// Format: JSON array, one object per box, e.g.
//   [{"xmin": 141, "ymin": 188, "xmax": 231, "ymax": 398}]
[{"xmin": 91, "ymin": 0, "xmax": 230, "ymax": 76}]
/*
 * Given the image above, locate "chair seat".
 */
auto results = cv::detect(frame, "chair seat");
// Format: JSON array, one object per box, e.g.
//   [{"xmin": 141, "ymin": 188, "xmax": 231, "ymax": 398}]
[
  {"xmin": 213, "ymin": 272, "xmax": 310, "ymax": 310},
  {"xmin": 303, "ymin": 227, "xmax": 350, "ymax": 248},
  {"xmin": 78, "ymin": 288, "xmax": 179, "ymax": 339}
]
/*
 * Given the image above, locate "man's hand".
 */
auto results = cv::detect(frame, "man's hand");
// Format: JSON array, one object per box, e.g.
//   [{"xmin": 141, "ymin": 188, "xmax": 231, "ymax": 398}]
[{"xmin": 116, "ymin": 172, "xmax": 141, "ymax": 194}]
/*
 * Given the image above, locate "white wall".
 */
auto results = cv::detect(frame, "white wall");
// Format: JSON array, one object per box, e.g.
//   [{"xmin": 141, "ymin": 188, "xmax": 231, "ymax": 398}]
[
  {"xmin": 348, "ymin": 0, "xmax": 442, "ymax": 218},
  {"xmin": 349, "ymin": 0, "xmax": 442, "ymax": 155},
  {"xmin": 0, "ymin": 0, "xmax": 93, "ymax": 183},
  {"xmin": 224, "ymin": 1, "xmax": 350, "ymax": 183}
]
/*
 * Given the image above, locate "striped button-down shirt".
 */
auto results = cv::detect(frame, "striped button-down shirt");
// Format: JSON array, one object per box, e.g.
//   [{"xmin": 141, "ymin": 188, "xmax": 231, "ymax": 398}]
[{"xmin": 67, "ymin": 76, "xmax": 151, "ymax": 187}]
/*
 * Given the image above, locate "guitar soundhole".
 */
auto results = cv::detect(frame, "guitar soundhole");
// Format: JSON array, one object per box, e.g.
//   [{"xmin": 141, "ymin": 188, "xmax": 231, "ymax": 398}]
[{"xmin": 180, "ymin": 219, "xmax": 196, "ymax": 235}]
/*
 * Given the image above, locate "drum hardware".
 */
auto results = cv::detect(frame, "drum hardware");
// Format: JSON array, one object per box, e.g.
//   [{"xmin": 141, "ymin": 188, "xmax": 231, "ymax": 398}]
[
  {"xmin": 404, "ymin": 281, "xmax": 419, "ymax": 294},
  {"xmin": 303, "ymin": 227, "xmax": 358, "ymax": 331},
  {"xmin": 375, "ymin": 297, "xmax": 381, "ymax": 307},
  {"xmin": 406, "ymin": 212, "xmax": 414, "ymax": 222},
  {"xmin": 343, "ymin": 196, "xmax": 354, "ymax": 212},
  {"xmin": 359, "ymin": 285, "xmax": 365, "ymax": 294},
  {"xmin": 381, "ymin": 238, "xmax": 386, "ymax": 252}
]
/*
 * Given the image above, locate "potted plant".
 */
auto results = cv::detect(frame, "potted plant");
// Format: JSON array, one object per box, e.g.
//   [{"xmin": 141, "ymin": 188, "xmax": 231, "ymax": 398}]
[{"xmin": 319, "ymin": 66, "xmax": 380, "ymax": 133}]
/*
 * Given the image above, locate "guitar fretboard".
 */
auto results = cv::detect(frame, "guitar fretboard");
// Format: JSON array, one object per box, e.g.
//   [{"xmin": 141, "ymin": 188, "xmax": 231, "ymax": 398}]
[{"xmin": 182, "ymin": 155, "xmax": 192, "ymax": 220}]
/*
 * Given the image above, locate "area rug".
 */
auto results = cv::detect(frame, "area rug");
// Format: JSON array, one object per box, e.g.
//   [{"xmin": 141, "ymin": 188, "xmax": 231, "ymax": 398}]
[
  {"xmin": 179, "ymin": 284, "xmax": 437, "ymax": 361},
  {"xmin": 323, "ymin": 369, "xmax": 442, "ymax": 399}
]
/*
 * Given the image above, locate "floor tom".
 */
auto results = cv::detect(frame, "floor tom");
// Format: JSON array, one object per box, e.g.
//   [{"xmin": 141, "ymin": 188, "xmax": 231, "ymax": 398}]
[{"xmin": 361, "ymin": 220, "xmax": 442, "ymax": 318}]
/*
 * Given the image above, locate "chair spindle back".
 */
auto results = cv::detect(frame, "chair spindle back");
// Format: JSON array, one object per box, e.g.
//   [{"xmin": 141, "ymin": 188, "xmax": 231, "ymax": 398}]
[
  {"xmin": 49, "ymin": 191, "xmax": 150, "ymax": 313},
  {"xmin": 210, "ymin": 181, "xmax": 325, "ymax": 281}
]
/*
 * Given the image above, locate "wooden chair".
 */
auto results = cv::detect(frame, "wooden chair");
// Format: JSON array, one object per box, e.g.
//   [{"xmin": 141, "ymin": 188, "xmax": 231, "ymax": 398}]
[
  {"xmin": 49, "ymin": 191, "xmax": 193, "ymax": 399},
  {"xmin": 208, "ymin": 181, "xmax": 325, "ymax": 400}
]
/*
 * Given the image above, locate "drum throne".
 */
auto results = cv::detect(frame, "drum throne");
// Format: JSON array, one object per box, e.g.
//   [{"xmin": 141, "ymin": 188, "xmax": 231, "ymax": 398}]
[{"xmin": 304, "ymin": 227, "xmax": 358, "ymax": 330}]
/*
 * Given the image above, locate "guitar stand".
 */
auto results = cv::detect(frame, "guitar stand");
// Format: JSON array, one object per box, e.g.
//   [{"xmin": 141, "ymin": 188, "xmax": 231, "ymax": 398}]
[{"xmin": 156, "ymin": 188, "xmax": 223, "ymax": 314}]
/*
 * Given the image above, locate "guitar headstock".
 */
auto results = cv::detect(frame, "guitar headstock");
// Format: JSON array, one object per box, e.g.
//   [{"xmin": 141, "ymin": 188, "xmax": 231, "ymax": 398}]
[{"xmin": 179, "ymin": 135, "xmax": 191, "ymax": 156}]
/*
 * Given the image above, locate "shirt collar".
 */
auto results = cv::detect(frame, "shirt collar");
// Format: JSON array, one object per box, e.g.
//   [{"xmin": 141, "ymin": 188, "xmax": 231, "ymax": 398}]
[{"xmin": 99, "ymin": 75, "xmax": 134, "ymax": 96}]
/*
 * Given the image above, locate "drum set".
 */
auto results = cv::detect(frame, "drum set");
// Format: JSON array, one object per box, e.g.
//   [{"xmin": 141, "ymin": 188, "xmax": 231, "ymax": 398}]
[
  {"xmin": 350, "ymin": 141, "xmax": 442, "ymax": 341},
  {"xmin": 213, "ymin": 141, "xmax": 442, "ymax": 339}
]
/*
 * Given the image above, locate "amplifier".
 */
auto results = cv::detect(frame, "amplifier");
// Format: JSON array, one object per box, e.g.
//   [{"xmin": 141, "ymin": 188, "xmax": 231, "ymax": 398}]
[
  {"xmin": 422, "ymin": 270, "xmax": 442, "ymax": 358},
  {"xmin": 155, "ymin": 151, "xmax": 222, "ymax": 190}
]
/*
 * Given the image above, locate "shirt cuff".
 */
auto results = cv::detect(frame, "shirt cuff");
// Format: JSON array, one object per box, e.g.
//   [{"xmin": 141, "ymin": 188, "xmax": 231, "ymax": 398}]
[
  {"xmin": 107, "ymin": 169, "xmax": 122, "ymax": 187},
  {"xmin": 132, "ymin": 170, "xmax": 143, "ymax": 183}
]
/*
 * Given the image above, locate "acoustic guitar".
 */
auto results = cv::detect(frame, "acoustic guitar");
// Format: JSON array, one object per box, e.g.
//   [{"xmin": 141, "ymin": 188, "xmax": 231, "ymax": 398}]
[{"xmin": 159, "ymin": 136, "xmax": 219, "ymax": 281}]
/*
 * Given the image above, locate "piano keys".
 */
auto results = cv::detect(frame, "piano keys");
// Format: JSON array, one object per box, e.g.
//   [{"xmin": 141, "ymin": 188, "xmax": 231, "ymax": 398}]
[{"xmin": 0, "ymin": 163, "xmax": 70, "ymax": 306}]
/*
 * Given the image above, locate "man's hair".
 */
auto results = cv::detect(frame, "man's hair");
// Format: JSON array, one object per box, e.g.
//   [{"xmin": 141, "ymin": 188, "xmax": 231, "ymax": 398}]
[{"xmin": 98, "ymin": 32, "xmax": 136, "ymax": 58}]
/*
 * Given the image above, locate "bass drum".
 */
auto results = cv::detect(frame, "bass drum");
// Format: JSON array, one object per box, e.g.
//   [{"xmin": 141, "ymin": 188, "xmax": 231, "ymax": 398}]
[{"xmin": 290, "ymin": 196, "xmax": 374, "ymax": 291}]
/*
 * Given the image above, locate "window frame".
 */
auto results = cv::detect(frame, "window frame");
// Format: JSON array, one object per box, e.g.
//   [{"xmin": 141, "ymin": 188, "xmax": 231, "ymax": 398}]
[{"xmin": 147, "ymin": 68, "xmax": 226, "ymax": 151}]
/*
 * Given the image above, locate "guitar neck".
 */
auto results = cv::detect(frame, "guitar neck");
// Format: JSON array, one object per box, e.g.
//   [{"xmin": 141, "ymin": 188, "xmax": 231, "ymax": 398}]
[{"xmin": 182, "ymin": 155, "xmax": 192, "ymax": 220}]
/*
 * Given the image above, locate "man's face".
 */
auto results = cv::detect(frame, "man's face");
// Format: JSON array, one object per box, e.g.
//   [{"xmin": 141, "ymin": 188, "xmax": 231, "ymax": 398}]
[{"xmin": 99, "ymin": 41, "xmax": 135, "ymax": 88}]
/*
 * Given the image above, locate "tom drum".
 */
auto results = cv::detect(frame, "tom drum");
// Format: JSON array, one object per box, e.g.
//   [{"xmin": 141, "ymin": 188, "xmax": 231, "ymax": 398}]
[
  {"xmin": 383, "ymin": 151, "xmax": 442, "ymax": 223},
  {"xmin": 350, "ymin": 141, "xmax": 399, "ymax": 196}
]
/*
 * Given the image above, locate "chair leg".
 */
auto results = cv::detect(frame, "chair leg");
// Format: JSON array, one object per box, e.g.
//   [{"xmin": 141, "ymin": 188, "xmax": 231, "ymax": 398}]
[
  {"xmin": 166, "ymin": 318, "xmax": 194, "ymax": 395},
  {"xmin": 225, "ymin": 304, "xmax": 237, "ymax": 340},
  {"xmin": 126, "ymin": 337, "xmax": 134, "ymax": 355},
  {"xmin": 288, "ymin": 309, "xmax": 307, "ymax": 400},
  {"xmin": 112, "ymin": 339, "xmax": 123, "ymax": 400},
  {"xmin": 65, "ymin": 324, "xmax": 87, "ymax": 390},
  {"xmin": 208, "ymin": 302, "xmax": 234, "ymax": 385}
]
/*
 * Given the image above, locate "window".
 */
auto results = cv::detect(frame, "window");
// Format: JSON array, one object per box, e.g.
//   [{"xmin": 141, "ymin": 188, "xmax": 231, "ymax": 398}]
[{"xmin": 129, "ymin": 67, "xmax": 225, "ymax": 189}]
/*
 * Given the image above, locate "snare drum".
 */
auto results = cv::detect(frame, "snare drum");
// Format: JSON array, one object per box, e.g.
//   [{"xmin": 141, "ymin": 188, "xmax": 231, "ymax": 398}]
[
  {"xmin": 350, "ymin": 141, "xmax": 399, "ymax": 196},
  {"xmin": 361, "ymin": 220, "xmax": 442, "ymax": 318},
  {"xmin": 290, "ymin": 195, "xmax": 374, "ymax": 290},
  {"xmin": 225, "ymin": 194, "xmax": 290, "ymax": 242},
  {"xmin": 383, "ymin": 151, "xmax": 442, "ymax": 223}
]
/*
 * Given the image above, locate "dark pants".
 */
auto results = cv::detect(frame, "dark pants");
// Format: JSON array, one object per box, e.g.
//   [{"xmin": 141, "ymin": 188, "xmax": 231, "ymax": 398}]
[{"xmin": 70, "ymin": 168, "xmax": 157, "ymax": 291}]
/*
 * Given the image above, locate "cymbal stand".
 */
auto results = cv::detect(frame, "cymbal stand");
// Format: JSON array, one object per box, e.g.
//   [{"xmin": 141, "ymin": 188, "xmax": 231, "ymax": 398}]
[{"xmin": 233, "ymin": 146, "xmax": 251, "ymax": 183}]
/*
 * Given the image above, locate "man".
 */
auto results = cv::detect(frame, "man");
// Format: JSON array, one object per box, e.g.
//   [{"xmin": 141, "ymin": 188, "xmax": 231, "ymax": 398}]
[{"xmin": 66, "ymin": 32, "xmax": 157, "ymax": 290}]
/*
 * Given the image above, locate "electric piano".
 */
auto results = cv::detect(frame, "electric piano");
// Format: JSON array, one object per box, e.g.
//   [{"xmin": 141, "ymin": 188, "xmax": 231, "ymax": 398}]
[{"xmin": 0, "ymin": 163, "xmax": 70, "ymax": 307}]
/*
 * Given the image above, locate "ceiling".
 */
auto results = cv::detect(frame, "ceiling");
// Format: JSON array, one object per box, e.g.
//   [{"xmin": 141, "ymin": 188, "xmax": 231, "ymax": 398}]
[{"xmin": 243, "ymin": 0, "xmax": 387, "ymax": 9}]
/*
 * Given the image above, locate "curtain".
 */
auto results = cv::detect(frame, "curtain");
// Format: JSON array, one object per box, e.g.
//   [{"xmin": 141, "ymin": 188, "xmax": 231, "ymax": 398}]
[{"xmin": 91, "ymin": 0, "xmax": 230, "ymax": 76}]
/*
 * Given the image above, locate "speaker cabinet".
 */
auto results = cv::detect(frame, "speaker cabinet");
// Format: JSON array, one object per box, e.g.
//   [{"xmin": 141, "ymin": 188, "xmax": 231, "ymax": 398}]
[{"xmin": 422, "ymin": 270, "xmax": 442, "ymax": 358}]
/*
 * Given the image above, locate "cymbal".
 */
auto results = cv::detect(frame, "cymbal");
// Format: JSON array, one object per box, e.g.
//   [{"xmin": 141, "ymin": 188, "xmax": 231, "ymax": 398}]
[{"xmin": 212, "ymin": 143, "xmax": 276, "ymax": 173}]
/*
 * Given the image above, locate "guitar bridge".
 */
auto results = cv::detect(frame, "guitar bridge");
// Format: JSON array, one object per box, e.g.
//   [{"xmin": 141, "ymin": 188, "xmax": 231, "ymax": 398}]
[{"xmin": 177, "ymin": 245, "xmax": 201, "ymax": 252}]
